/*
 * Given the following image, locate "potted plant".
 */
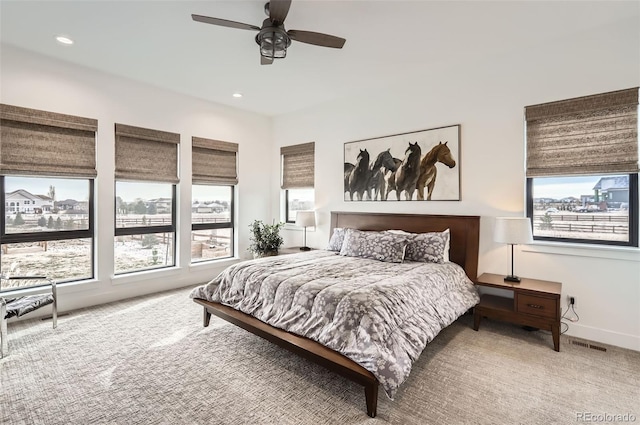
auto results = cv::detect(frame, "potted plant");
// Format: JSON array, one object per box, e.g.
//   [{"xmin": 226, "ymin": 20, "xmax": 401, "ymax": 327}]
[{"xmin": 248, "ymin": 220, "xmax": 284, "ymax": 258}]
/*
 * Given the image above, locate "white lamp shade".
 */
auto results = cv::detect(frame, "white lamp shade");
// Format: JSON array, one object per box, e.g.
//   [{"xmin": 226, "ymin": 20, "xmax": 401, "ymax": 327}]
[
  {"xmin": 494, "ymin": 217, "xmax": 533, "ymax": 245},
  {"xmin": 295, "ymin": 210, "xmax": 316, "ymax": 228}
]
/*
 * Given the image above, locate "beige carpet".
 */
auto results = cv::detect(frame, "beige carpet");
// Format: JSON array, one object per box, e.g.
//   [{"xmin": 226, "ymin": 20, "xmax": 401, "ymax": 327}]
[{"xmin": 1, "ymin": 286, "xmax": 638, "ymax": 425}]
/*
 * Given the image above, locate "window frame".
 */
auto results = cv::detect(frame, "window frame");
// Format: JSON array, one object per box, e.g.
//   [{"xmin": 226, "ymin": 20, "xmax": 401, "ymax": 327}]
[
  {"xmin": 284, "ymin": 188, "xmax": 314, "ymax": 224},
  {"xmin": 191, "ymin": 184, "xmax": 234, "ymax": 263},
  {"xmin": 114, "ymin": 182, "xmax": 177, "ymax": 274},
  {"xmin": 0, "ymin": 176, "xmax": 96, "ymax": 287},
  {"xmin": 526, "ymin": 174, "xmax": 639, "ymax": 247},
  {"xmin": 285, "ymin": 189, "xmax": 294, "ymax": 224}
]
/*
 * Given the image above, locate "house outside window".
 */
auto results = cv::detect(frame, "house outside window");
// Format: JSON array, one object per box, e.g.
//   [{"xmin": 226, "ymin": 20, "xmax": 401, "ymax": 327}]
[
  {"xmin": 281, "ymin": 142, "xmax": 315, "ymax": 223},
  {"xmin": 0, "ymin": 104, "xmax": 97, "ymax": 286},
  {"xmin": 191, "ymin": 137, "xmax": 238, "ymax": 263},
  {"xmin": 114, "ymin": 123, "xmax": 179, "ymax": 274},
  {"xmin": 525, "ymin": 88, "xmax": 639, "ymax": 247}
]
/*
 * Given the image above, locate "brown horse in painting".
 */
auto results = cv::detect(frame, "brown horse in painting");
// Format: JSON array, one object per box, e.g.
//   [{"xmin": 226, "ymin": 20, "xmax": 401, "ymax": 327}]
[
  {"xmin": 389, "ymin": 142, "xmax": 421, "ymax": 201},
  {"xmin": 416, "ymin": 141, "xmax": 456, "ymax": 200}
]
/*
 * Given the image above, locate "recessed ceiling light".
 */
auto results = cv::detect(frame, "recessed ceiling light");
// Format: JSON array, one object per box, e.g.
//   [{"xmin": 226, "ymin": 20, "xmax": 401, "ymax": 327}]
[
  {"xmin": 55, "ymin": 35, "xmax": 74, "ymax": 45},
  {"xmin": 232, "ymin": 93, "xmax": 243, "ymax": 98}
]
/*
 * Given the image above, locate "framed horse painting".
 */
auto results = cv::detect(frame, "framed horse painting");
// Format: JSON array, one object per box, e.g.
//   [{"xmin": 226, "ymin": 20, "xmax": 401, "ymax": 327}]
[{"xmin": 344, "ymin": 125, "xmax": 461, "ymax": 201}]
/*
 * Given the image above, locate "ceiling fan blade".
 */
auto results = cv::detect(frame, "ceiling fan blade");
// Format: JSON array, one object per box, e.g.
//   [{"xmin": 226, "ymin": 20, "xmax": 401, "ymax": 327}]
[
  {"xmin": 191, "ymin": 14, "xmax": 260, "ymax": 31},
  {"xmin": 268, "ymin": 0, "xmax": 292, "ymax": 25},
  {"xmin": 287, "ymin": 30, "xmax": 346, "ymax": 49},
  {"xmin": 261, "ymin": 55, "xmax": 274, "ymax": 65}
]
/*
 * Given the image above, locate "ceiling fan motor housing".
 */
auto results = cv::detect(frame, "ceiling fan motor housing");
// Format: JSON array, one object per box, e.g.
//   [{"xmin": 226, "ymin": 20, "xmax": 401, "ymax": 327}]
[{"xmin": 256, "ymin": 19, "xmax": 291, "ymax": 59}]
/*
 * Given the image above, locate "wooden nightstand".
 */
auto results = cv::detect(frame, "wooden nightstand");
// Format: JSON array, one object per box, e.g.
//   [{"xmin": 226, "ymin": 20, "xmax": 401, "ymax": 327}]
[{"xmin": 473, "ymin": 273, "xmax": 562, "ymax": 352}]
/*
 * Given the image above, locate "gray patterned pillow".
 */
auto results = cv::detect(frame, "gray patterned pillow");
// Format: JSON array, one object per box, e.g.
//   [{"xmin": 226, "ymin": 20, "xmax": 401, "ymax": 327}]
[
  {"xmin": 389, "ymin": 229, "xmax": 449, "ymax": 263},
  {"xmin": 327, "ymin": 228, "xmax": 346, "ymax": 252},
  {"xmin": 339, "ymin": 229, "xmax": 408, "ymax": 263}
]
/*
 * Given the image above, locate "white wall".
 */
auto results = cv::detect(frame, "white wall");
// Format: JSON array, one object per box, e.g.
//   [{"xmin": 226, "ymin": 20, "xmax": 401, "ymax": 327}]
[
  {"xmin": 273, "ymin": 17, "xmax": 640, "ymax": 350},
  {"xmin": 1, "ymin": 45, "xmax": 273, "ymax": 312}
]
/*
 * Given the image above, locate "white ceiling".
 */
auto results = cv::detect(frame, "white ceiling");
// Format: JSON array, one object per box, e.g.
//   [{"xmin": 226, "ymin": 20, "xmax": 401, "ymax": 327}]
[{"xmin": 1, "ymin": 1, "xmax": 638, "ymax": 117}]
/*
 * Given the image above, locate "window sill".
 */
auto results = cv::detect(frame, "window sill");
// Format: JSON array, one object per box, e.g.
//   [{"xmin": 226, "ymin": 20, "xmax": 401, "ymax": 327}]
[
  {"xmin": 523, "ymin": 241, "xmax": 640, "ymax": 262},
  {"xmin": 189, "ymin": 256, "xmax": 240, "ymax": 271},
  {"xmin": 1, "ymin": 278, "xmax": 98, "ymax": 297},
  {"xmin": 111, "ymin": 266, "xmax": 183, "ymax": 286}
]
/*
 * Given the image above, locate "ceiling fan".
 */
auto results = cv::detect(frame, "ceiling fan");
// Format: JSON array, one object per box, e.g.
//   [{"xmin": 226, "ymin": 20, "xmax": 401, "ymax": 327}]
[{"xmin": 192, "ymin": 0, "xmax": 346, "ymax": 65}]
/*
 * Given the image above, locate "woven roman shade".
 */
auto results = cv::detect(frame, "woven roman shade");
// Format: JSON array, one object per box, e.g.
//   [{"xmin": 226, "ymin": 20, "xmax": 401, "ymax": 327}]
[
  {"xmin": 0, "ymin": 104, "xmax": 97, "ymax": 178},
  {"xmin": 115, "ymin": 123, "xmax": 180, "ymax": 183},
  {"xmin": 525, "ymin": 88, "xmax": 639, "ymax": 177},
  {"xmin": 192, "ymin": 137, "xmax": 238, "ymax": 185},
  {"xmin": 281, "ymin": 142, "xmax": 315, "ymax": 189}
]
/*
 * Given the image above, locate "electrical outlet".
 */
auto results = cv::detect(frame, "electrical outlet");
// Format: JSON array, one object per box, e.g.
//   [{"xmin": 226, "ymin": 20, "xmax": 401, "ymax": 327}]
[{"xmin": 568, "ymin": 295, "xmax": 576, "ymax": 309}]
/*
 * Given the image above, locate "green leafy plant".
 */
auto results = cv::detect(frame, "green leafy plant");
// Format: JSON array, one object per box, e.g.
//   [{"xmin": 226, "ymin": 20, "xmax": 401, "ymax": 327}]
[{"xmin": 248, "ymin": 220, "xmax": 284, "ymax": 257}]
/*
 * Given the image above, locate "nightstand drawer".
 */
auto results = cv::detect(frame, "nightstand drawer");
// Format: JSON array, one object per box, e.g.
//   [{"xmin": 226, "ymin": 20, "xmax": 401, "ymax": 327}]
[{"xmin": 517, "ymin": 294, "xmax": 557, "ymax": 319}]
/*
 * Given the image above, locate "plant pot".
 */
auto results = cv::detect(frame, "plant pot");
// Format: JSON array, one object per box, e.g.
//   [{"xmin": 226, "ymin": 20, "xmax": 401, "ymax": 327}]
[{"xmin": 253, "ymin": 250, "xmax": 278, "ymax": 259}]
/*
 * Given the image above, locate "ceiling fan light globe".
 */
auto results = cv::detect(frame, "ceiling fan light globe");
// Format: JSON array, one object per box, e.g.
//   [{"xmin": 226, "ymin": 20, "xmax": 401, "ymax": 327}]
[{"xmin": 259, "ymin": 32, "xmax": 288, "ymax": 58}]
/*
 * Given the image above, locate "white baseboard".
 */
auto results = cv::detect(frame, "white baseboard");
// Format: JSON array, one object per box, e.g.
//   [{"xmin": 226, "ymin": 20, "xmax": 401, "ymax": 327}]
[{"xmin": 564, "ymin": 322, "xmax": 640, "ymax": 352}]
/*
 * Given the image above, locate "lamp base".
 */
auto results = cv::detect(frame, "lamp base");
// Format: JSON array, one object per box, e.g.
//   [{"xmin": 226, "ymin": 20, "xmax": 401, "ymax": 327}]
[
  {"xmin": 504, "ymin": 275, "xmax": 521, "ymax": 283},
  {"xmin": 299, "ymin": 246, "xmax": 311, "ymax": 251}
]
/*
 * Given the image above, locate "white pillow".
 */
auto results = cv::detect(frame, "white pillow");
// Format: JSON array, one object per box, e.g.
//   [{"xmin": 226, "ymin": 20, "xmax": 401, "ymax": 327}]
[{"xmin": 327, "ymin": 227, "xmax": 346, "ymax": 252}]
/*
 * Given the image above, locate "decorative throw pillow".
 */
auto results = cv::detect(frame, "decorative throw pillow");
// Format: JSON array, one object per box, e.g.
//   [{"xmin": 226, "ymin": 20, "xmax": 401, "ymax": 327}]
[
  {"xmin": 339, "ymin": 229, "xmax": 408, "ymax": 263},
  {"xmin": 386, "ymin": 229, "xmax": 450, "ymax": 263},
  {"xmin": 327, "ymin": 227, "xmax": 346, "ymax": 252}
]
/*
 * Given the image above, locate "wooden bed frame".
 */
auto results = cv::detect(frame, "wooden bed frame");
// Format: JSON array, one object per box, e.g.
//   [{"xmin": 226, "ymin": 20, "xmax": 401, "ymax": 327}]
[{"xmin": 193, "ymin": 212, "xmax": 480, "ymax": 417}]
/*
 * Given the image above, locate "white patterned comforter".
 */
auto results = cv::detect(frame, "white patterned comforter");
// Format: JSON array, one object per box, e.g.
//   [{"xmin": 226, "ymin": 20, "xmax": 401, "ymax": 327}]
[{"xmin": 190, "ymin": 250, "xmax": 479, "ymax": 398}]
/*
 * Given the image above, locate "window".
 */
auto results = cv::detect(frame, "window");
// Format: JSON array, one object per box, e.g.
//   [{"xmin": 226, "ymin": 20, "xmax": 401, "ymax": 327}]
[
  {"xmin": 527, "ymin": 175, "xmax": 637, "ymax": 245},
  {"xmin": 114, "ymin": 182, "xmax": 175, "ymax": 274},
  {"xmin": 285, "ymin": 188, "xmax": 314, "ymax": 223},
  {"xmin": 281, "ymin": 142, "xmax": 315, "ymax": 223},
  {"xmin": 192, "ymin": 185, "xmax": 233, "ymax": 262},
  {"xmin": 114, "ymin": 124, "xmax": 179, "ymax": 274},
  {"xmin": 191, "ymin": 137, "xmax": 238, "ymax": 262},
  {"xmin": 0, "ymin": 104, "xmax": 97, "ymax": 285},
  {"xmin": 1, "ymin": 177, "xmax": 94, "ymax": 283},
  {"xmin": 525, "ymin": 88, "xmax": 639, "ymax": 247}
]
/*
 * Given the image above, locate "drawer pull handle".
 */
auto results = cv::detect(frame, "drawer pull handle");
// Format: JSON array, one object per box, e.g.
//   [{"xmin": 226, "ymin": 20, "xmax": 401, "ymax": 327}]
[{"xmin": 527, "ymin": 303, "xmax": 543, "ymax": 309}]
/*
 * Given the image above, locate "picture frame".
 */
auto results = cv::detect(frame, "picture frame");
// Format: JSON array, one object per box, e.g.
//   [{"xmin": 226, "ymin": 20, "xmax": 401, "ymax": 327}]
[{"xmin": 344, "ymin": 124, "xmax": 461, "ymax": 201}]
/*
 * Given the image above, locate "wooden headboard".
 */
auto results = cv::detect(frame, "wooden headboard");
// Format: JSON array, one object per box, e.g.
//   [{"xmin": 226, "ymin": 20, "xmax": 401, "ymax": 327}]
[{"xmin": 330, "ymin": 212, "xmax": 480, "ymax": 282}]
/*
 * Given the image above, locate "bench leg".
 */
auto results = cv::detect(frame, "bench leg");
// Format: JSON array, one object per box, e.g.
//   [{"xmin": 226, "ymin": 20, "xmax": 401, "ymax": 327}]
[
  {"xmin": 1, "ymin": 302, "xmax": 7, "ymax": 358},
  {"xmin": 52, "ymin": 284, "xmax": 58, "ymax": 329},
  {"xmin": 365, "ymin": 383, "xmax": 378, "ymax": 418}
]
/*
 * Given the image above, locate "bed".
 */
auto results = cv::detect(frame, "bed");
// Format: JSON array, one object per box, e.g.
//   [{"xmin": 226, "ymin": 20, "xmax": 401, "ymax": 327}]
[{"xmin": 191, "ymin": 212, "xmax": 480, "ymax": 417}]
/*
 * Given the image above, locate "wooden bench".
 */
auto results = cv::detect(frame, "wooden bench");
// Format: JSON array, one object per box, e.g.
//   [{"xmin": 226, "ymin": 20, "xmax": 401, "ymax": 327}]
[{"xmin": 1, "ymin": 276, "xmax": 57, "ymax": 358}]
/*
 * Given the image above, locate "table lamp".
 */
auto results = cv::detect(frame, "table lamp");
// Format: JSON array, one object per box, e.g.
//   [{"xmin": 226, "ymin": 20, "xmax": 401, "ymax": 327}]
[
  {"xmin": 295, "ymin": 210, "xmax": 315, "ymax": 251},
  {"xmin": 494, "ymin": 217, "xmax": 533, "ymax": 283}
]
